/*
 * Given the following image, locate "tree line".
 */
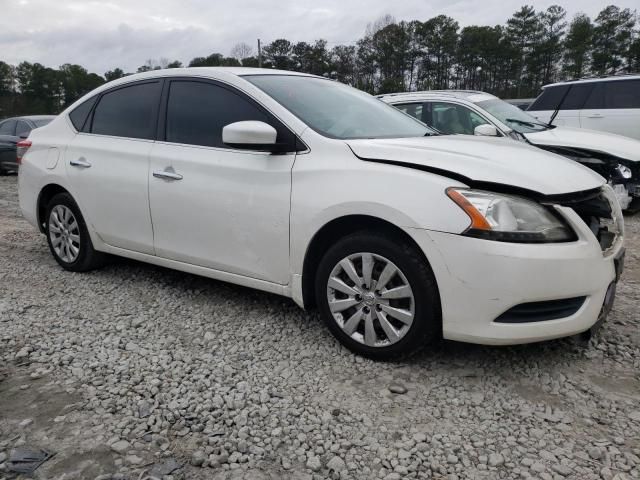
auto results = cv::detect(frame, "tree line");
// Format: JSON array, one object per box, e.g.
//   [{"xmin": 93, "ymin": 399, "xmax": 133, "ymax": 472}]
[{"xmin": 1, "ymin": 4, "xmax": 639, "ymax": 118}]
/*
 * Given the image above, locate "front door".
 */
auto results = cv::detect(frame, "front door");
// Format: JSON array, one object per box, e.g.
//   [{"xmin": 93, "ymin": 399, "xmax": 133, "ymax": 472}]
[{"xmin": 148, "ymin": 79, "xmax": 297, "ymax": 284}]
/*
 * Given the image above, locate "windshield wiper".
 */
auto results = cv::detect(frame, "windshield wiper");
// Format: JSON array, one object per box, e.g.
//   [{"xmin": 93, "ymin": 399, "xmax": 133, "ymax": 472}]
[{"xmin": 505, "ymin": 118, "xmax": 548, "ymax": 129}]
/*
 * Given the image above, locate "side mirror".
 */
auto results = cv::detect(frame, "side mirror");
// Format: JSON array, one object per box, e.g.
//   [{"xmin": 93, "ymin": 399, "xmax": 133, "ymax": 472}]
[
  {"xmin": 222, "ymin": 121, "xmax": 279, "ymax": 151},
  {"xmin": 474, "ymin": 124, "xmax": 499, "ymax": 137}
]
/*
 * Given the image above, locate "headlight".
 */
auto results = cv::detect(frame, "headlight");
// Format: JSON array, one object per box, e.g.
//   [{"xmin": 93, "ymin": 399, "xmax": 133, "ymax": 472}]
[
  {"xmin": 447, "ymin": 188, "xmax": 575, "ymax": 243},
  {"xmin": 616, "ymin": 164, "xmax": 632, "ymax": 179}
]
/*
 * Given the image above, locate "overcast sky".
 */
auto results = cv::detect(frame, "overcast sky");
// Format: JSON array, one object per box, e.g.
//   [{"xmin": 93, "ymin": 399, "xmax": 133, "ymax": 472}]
[{"xmin": 0, "ymin": 0, "xmax": 637, "ymax": 74}]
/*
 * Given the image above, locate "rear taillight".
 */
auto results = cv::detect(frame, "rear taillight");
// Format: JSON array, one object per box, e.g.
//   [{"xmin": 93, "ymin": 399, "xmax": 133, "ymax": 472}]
[{"xmin": 16, "ymin": 140, "xmax": 32, "ymax": 164}]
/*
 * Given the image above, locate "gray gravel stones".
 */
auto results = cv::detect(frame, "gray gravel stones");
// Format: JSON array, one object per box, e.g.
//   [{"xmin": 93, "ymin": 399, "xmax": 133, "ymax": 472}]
[
  {"xmin": 488, "ymin": 453, "xmax": 504, "ymax": 467},
  {"xmin": 305, "ymin": 455, "xmax": 321, "ymax": 472},
  {"xmin": 110, "ymin": 440, "xmax": 130, "ymax": 454},
  {"xmin": 388, "ymin": 384, "xmax": 408, "ymax": 394},
  {"xmin": 1, "ymin": 174, "xmax": 640, "ymax": 480}
]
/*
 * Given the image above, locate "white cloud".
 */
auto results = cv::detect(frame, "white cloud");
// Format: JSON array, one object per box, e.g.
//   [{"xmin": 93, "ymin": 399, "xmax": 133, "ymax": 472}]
[{"xmin": 0, "ymin": 0, "xmax": 637, "ymax": 75}]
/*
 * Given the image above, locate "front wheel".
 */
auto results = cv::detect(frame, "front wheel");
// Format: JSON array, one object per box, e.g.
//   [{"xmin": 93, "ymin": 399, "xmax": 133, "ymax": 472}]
[
  {"xmin": 315, "ymin": 231, "xmax": 441, "ymax": 360},
  {"xmin": 45, "ymin": 192, "xmax": 106, "ymax": 272}
]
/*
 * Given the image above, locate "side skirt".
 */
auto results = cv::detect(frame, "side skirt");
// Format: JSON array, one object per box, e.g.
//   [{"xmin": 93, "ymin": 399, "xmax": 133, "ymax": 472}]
[{"xmin": 99, "ymin": 243, "xmax": 292, "ymax": 299}]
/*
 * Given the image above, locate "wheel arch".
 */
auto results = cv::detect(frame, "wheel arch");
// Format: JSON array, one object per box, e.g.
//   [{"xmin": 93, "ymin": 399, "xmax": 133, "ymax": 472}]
[
  {"xmin": 301, "ymin": 214, "xmax": 436, "ymax": 309},
  {"xmin": 37, "ymin": 183, "xmax": 72, "ymax": 232}
]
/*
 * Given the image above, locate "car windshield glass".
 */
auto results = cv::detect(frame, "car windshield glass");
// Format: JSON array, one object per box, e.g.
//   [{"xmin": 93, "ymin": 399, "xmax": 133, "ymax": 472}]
[
  {"xmin": 244, "ymin": 75, "xmax": 435, "ymax": 140},
  {"xmin": 475, "ymin": 98, "xmax": 549, "ymax": 133}
]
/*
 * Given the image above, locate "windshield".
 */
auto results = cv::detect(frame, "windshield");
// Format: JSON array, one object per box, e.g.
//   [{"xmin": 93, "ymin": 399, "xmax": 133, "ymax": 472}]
[
  {"xmin": 244, "ymin": 75, "xmax": 435, "ymax": 140},
  {"xmin": 474, "ymin": 98, "xmax": 550, "ymax": 133}
]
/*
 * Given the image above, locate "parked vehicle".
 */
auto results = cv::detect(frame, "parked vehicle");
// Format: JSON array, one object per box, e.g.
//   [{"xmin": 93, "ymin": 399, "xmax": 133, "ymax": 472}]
[
  {"xmin": 0, "ymin": 116, "xmax": 55, "ymax": 174},
  {"xmin": 19, "ymin": 68, "xmax": 624, "ymax": 359},
  {"xmin": 504, "ymin": 98, "xmax": 535, "ymax": 111},
  {"xmin": 527, "ymin": 75, "xmax": 640, "ymax": 141},
  {"xmin": 379, "ymin": 91, "xmax": 640, "ymax": 210}
]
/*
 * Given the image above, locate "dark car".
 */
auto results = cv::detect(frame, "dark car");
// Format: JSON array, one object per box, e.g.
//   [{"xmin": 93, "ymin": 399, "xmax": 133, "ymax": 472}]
[{"xmin": 0, "ymin": 116, "xmax": 55, "ymax": 174}]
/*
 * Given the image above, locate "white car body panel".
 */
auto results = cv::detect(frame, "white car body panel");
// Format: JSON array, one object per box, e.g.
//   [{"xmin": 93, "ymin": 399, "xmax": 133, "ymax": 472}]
[
  {"xmin": 65, "ymin": 133, "xmax": 155, "ymax": 254},
  {"xmin": 529, "ymin": 109, "xmax": 581, "ymax": 128},
  {"xmin": 525, "ymin": 126, "xmax": 640, "ymax": 161},
  {"xmin": 580, "ymin": 107, "xmax": 640, "ymax": 141},
  {"xmin": 148, "ymin": 141, "xmax": 294, "ymax": 284},
  {"xmin": 346, "ymin": 135, "xmax": 603, "ymax": 195},
  {"xmin": 18, "ymin": 68, "xmax": 624, "ymax": 348}
]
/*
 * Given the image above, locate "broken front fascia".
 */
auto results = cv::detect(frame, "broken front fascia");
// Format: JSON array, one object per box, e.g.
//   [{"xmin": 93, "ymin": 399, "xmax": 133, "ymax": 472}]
[{"xmin": 535, "ymin": 144, "xmax": 639, "ymax": 209}]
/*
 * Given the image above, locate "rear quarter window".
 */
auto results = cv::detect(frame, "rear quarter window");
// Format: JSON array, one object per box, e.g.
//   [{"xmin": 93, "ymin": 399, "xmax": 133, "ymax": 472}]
[{"xmin": 69, "ymin": 96, "xmax": 98, "ymax": 132}]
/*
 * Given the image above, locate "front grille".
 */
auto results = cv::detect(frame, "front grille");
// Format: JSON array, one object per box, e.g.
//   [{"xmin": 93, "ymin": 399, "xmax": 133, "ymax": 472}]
[
  {"xmin": 495, "ymin": 297, "xmax": 586, "ymax": 323},
  {"xmin": 551, "ymin": 187, "xmax": 623, "ymax": 254}
]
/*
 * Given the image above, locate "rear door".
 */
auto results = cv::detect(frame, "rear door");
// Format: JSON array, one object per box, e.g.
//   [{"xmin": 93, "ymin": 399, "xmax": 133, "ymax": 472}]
[
  {"xmin": 65, "ymin": 80, "xmax": 161, "ymax": 254},
  {"xmin": 148, "ymin": 79, "xmax": 297, "ymax": 284},
  {"xmin": 580, "ymin": 79, "xmax": 640, "ymax": 140}
]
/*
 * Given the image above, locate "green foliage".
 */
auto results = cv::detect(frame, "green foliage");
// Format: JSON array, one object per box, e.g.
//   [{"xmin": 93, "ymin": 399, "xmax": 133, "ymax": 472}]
[
  {"xmin": 592, "ymin": 6, "xmax": 636, "ymax": 75},
  {"xmin": 563, "ymin": 14, "xmax": 593, "ymax": 79}
]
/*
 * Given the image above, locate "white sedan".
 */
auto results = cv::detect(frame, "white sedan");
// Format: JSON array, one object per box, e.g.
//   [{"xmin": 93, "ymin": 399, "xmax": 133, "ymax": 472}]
[
  {"xmin": 379, "ymin": 91, "xmax": 640, "ymax": 210},
  {"xmin": 18, "ymin": 68, "xmax": 624, "ymax": 359}
]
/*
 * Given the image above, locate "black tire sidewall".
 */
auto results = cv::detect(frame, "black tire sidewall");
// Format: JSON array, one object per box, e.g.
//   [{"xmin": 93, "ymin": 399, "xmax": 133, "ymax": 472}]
[
  {"xmin": 315, "ymin": 232, "xmax": 441, "ymax": 360},
  {"xmin": 45, "ymin": 193, "xmax": 98, "ymax": 272}
]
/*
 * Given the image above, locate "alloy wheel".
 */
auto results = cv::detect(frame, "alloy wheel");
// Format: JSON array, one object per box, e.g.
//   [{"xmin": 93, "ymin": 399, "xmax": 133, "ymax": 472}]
[
  {"xmin": 326, "ymin": 252, "xmax": 415, "ymax": 347},
  {"xmin": 48, "ymin": 205, "xmax": 81, "ymax": 263}
]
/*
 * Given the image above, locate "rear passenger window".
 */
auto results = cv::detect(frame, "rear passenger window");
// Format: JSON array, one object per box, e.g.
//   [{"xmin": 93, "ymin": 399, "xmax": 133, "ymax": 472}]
[
  {"xmin": 91, "ymin": 82, "xmax": 161, "ymax": 139},
  {"xmin": 0, "ymin": 120, "xmax": 16, "ymax": 136},
  {"xmin": 561, "ymin": 84, "xmax": 593, "ymax": 110},
  {"xmin": 528, "ymin": 85, "xmax": 568, "ymax": 111},
  {"xmin": 600, "ymin": 80, "xmax": 640, "ymax": 109},
  {"xmin": 165, "ymin": 80, "xmax": 295, "ymax": 149},
  {"xmin": 69, "ymin": 96, "xmax": 98, "ymax": 132},
  {"xmin": 16, "ymin": 121, "xmax": 31, "ymax": 138}
]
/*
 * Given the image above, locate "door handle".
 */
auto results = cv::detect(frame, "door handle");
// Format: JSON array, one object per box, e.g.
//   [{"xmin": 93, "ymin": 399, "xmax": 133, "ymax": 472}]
[
  {"xmin": 587, "ymin": 114, "xmax": 603, "ymax": 119},
  {"xmin": 70, "ymin": 158, "xmax": 91, "ymax": 168},
  {"xmin": 153, "ymin": 170, "xmax": 183, "ymax": 181}
]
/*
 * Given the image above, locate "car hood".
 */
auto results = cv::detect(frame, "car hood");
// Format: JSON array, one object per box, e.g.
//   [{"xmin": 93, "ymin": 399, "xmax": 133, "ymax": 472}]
[
  {"xmin": 524, "ymin": 126, "xmax": 640, "ymax": 162},
  {"xmin": 347, "ymin": 135, "xmax": 604, "ymax": 196}
]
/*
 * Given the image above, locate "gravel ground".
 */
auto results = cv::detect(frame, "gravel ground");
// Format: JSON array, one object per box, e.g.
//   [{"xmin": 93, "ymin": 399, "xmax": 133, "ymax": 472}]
[{"xmin": 0, "ymin": 174, "xmax": 639, "ymax": 480}]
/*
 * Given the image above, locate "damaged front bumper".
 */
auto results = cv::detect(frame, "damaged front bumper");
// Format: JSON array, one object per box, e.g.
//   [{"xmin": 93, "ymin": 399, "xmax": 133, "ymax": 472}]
[{"xmin": 409, "ymin": 190, "xmax": 624, "ymax": 346}]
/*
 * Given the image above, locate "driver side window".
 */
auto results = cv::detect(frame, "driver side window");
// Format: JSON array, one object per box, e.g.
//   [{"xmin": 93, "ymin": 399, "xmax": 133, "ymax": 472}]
[{"xmin": 426, "ymin": 102, "xmax": 491, "ymax": 135}]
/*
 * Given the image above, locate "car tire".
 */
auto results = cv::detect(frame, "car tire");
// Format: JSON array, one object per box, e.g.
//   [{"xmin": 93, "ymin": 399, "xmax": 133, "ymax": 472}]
[
  {"xmin": 315, "ymin": 231, "xmax": 441, "ymax": 360},
  {"xmin": 45, "ymin": 192, "xmax": 106, "ymax": 272}
]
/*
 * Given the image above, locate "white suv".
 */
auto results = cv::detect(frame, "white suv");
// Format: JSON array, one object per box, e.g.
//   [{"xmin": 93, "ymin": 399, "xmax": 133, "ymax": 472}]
[
  {"xmin": 527, "ymin": 75, "xmax": 640, "ymax": 140},
  {"xmin": 18, "ymin": 68, "xmax": 624, "ymax": 359}
]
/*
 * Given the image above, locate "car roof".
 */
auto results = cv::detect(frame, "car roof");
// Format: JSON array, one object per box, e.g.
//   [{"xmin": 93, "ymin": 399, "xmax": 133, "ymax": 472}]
[
  {"xmin": 377, "ymin": 90, "xmax": 498, "ymax": 102},
  {"xmin": 542, "ymin": 74, "xmax": 640, "ymax": 89},
  {"xmin": 76, "ymin": 67, "xmax": 324, "ymax": 103},
  {"xmin": 108, "ymin": 67, "xmax": 318, "ymax": 85}
]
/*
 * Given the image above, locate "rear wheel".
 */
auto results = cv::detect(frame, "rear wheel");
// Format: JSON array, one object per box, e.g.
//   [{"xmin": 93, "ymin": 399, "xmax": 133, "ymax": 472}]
[
  {"xmin": 315, "ymin": 231, "xmax": 440, "ymax": 360},
  {"xmin": 45, "ymin": 192, "xmax": 106, "ymax": 271}
]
